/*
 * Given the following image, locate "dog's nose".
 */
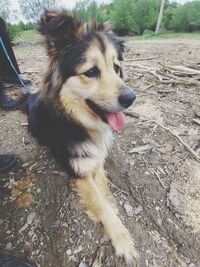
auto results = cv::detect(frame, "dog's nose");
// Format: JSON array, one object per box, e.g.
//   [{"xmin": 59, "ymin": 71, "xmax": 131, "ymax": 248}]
[{"xmin": 118, "ymin": 87, "xmax": 136, "ymax": 108}]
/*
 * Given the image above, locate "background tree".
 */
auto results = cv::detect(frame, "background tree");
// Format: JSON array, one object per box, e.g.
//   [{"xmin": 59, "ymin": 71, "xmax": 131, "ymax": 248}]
[
  {"xmin": 133, "ymin": 0, "xmax": 160, "ymax": 35},
  {"xmin": 111, "ymin": 0, "xmax": 136, "ymax": 35},
  {"xmin": 171, "ymin": 1, "xmax": 200, "ymax": 32},
  {"xmin": 163, "ymin": 2, "xmax": 178, "ymax": 30},
  {"xmin": 19, "ymin": 0, "xmax": 56, "ymax": 21},
  {"xmin": 155, "ymin": 0, "xmax": 166, "ymax": 34},
  {"xmin": 74, "ymin": 0, "xmax": 112, "ymax": 23}
]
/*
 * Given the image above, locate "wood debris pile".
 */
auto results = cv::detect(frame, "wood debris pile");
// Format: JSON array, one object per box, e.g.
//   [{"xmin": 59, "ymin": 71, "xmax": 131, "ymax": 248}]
[{"xmin": 125, "ymin": 60, "xmax": 200, "ymax": 86}]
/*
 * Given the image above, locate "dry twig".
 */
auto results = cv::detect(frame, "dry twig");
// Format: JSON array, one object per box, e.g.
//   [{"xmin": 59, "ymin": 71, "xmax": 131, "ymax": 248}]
[
  {"xmin": 127, "ymin": 112, "xmax": 200, "ymax": 162},
  {"xmin": 108, "ymin": 181, "xmax": 129, "ymax": 195},
  {"xmin": 192, "ymin": 118, "xmax": 200, "ymax": 126},
  {"xmin": 152, "ymin": 170, "xmax": 168, "ymax": 189},
  {"xmin": 125, "ymin": 56, "xmax": 159, "ymax": 62}
]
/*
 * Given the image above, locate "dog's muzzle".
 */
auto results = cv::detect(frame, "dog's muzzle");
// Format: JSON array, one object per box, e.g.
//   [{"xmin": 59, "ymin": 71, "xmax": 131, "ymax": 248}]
[{"xmin": 118, "ymin": 86, "xmax": 136, "ymax": 108}]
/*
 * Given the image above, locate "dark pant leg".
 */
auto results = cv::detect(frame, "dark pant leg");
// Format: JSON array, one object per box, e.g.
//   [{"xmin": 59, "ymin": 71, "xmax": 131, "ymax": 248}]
[{"xmin": 0, "ymin": 17, "xmax": 20, "ymax": 78}]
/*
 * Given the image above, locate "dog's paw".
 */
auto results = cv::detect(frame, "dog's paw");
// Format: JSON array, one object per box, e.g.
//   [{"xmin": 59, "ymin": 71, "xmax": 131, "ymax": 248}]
[{"xmin": 111, "ymin": 228, "xmax": 139, "ymax": 266}]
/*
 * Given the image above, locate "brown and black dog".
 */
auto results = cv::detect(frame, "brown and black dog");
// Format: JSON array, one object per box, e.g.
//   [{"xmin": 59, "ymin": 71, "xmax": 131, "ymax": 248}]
[{"xmin": 28, "ymin": 9, "xmax": 138, "ymax": 265}]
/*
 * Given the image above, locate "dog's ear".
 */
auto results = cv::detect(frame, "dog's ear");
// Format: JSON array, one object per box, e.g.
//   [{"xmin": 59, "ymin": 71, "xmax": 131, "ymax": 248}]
[{"xmin": 38, "ymin": 9, "xmax": 82, "ymax": 57}]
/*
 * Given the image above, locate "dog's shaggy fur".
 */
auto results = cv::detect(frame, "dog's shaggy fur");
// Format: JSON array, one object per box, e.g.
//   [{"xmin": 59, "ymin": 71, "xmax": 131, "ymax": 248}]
[{"xmin": 28, "ymin": 10, "xmax": 138, "ymax": 264}]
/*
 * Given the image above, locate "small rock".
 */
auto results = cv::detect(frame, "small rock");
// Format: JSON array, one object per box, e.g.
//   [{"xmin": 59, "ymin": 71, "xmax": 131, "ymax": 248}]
[
  {"xmin": 131, "ymin": 140, "xmax": 137, "ymax": 145},
  {"xmin": 52, "ymin": 170, "xmax": 59, "ymax": 175},
  {"xmin": 124, "ymin": 202, "xmax": 134, "ymax": 217},
  {"xmin": 100, "ymin": 235, "xmax": 108, "ymax": 244},
  {"xmin": 27, "ymin": 212, "xmax": 36, "ymax": 225},
  {"xmin": 133, "ymin": 206, "xmax": 143, "ymax": 215},
  {"xmin": 19, "ymin": 212, "xmax": 36, "ymax": 234},
  {"xmin": 168, "ymin": 182, "xmax": 185, "ymax": 215},
  {"xmin": 79, "ymin": 260, "xmax": 89, "ymax": 267},
  {"xmin": 74, "ymin": 245, "xmax": 83, "ymax": 254},
  {"xmin": 125, "ymin": 158, "xmax": 135, "ymax": 166},
  {"xmin": 37, "ymin": 188, "xmax": 41, "ymax": 193},
  {"xmin": 119, "ymin": 200, "xmax": 124, "ymax": 206},
  {"xmin": 22, "ymin": 162, "xmax": 29, "ymax": 168},
  {"xmin": 66, "ymin": 249, "xmax": 72, "ymax": 256},
  {"xmin": 6, "ymin": 242, "xmax": 12, "ymax": 250},
  {"xmin": 62, "ymin": 222, "xmax": 68, "ymax": 228}
]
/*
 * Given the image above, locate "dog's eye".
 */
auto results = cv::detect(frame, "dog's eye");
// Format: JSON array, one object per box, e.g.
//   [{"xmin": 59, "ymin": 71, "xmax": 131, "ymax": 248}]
[
  {"xmin": 114, "ymin": 64, "xmax": 120, "ymax": 74},
  {"xmin": 84, "ymin": 66, "xmax": 100, "ymax": 78}
]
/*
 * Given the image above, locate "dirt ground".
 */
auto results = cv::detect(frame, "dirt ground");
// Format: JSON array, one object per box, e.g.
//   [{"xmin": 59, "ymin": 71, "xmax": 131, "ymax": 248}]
[{"xmin": 0, "ymin": 35, "xmax": 200, "ymax": 267}]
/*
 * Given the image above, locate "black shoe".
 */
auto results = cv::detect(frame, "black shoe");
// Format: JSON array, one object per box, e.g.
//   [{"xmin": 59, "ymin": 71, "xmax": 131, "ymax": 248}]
[
  {"xmin": 0, "ymin": 154, "xmax": 16, "ymax": 173},
  {"xmin": 1, "ymin": 94, "xmax": 19, "ymax": 110},
  {"xmin": 1, "ymin": 92, "xmax": 29, "ymax": 110},
  {"xmin": 2, "ymin": 76, "xmax": 31, "ymax": 87},
  {"xmin": 0, "ymin": 255, "xmax": 37, "ymax": 267}
]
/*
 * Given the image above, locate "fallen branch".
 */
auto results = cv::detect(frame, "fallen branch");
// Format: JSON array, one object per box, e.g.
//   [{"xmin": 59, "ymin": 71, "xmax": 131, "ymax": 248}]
[
  {"xmin": 108, "ymin": 181, "xmax": 129, "ymax": 195},
  {"xmin": 143, "ymin": 84, "xmax": 154, "ymax": 91},
  {"xmin": 157, "ymin": 89, "xmax": 176, "ymax": 93},
  {"xmin": 127, "ymin": 62, "xmax": 200, "ymax": 86},
  {"xmin": 158, "ymin": 71, "xmax": 200, "ymax": 86},
  {"xmin": 164, "ymin": 64, "xmax": 200, "ymax": 75},
  {"xmin": 22, "ymin": 70, "xmax": 40, "ymax": 73},
  {"xmin": 124, "ymin": 111, "xmax": 140, "ymax": 118},
  {"xmin": 125, "ymin": 56, "xmax": 159, "ymax": 62},
  {"xmin": 192, "ymin": 118, "xmax": 200, "ymax": 126},
  {"xmin": 152, "ymin": 170, "xmax": 168, "ymax": 189}
]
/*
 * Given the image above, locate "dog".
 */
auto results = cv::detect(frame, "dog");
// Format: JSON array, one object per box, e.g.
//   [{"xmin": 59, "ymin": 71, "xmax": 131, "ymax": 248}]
[{"xmin": 28, "ymin": 9, "xmax": 138, "ymax": 265}]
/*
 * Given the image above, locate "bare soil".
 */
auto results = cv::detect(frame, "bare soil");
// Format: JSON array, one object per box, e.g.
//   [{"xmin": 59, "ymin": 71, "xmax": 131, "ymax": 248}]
[{"xmin": 0, "ymin": 36, "xmax": 200, "ymax": 267}]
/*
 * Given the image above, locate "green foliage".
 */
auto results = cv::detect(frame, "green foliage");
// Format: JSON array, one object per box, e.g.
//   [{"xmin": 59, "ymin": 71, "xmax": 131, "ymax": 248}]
[
  {"xmin": 111, "ymin": 0, "xmax": 135, "ymax": 35},
  {"xmin": 6, "ymin": 22, "xmax": 35, "ymax": 42},
  {"xmin": 72, "ymin": 0, "xmax": 200, "ymax": 35},
  {"xmin": 172, "ymin": 1, "xmax": 200, "ymax": 32},
  {"xmin": 111, "ymin": 0, "xmax": 160, "ymax": 35},
  {"xmin": 74, "ymin": 0, "xmax": 160, "ymax": 35},
  {"xmin": 163, "ymin": 4, "xmax": 177, "ymax": 30},
  {"xmin": 133, "ymin": 0, "xmax": 160, "ymax": 34},
  {"xmin": 6, "ymin": 24, "xmax": 22, "ymax": 42},
  {"xmin": 73, "ymin": 0, "xmax": 113, "ymax": 23}
]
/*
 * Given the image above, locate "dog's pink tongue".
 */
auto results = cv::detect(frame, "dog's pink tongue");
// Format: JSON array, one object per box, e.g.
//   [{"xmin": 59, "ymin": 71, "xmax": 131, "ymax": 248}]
[{"xmin": 105, "ymin": 112, "xmax": 126, "ymax": 131}]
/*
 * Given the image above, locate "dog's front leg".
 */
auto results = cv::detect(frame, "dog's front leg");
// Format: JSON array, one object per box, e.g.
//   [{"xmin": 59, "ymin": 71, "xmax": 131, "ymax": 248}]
[{"xmin": 73, "ymin": 165, "xmax": 139, "ymax": 265}]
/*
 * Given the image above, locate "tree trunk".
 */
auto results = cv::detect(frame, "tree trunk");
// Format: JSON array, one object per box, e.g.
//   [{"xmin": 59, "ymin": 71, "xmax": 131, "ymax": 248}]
[{"xmin": 155, "ymin": 0, "xmax": 166, "ymax": 34}]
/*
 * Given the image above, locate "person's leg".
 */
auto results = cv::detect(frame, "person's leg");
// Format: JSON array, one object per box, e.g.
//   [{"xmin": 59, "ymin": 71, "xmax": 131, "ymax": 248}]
[
  {"xmin": 0, "ymin": 17, "xmax": 31, "ymax": 86},
  {"xmin": 0, "ymin": 17, "xmax": 20, "ymax": 78}
]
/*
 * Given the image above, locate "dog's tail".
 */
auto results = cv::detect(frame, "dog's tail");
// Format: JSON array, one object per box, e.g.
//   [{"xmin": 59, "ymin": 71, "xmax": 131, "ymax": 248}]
[{"xmin": 73, "ymin": 167, "xmax": 139, "ymax": 265}]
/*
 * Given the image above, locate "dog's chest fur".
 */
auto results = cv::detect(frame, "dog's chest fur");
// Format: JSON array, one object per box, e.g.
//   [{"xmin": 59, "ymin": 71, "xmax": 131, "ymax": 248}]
[
  {"xmin": 70, "ymin": 121, "xmax": 113, "ymax": 176},
  {"xmin": 76, "ymin": 123, "xmax": 113, "ymax": 160},
  {"xmin": 28, "ymin": 97, "xmax": 113, "ymax": 177}
]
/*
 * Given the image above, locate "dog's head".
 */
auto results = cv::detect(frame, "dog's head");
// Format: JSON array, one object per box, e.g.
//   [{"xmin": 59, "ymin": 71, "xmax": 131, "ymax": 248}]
[{"xmin": 38, "ymin": 10, "xmax": 136, "ymax": 131}]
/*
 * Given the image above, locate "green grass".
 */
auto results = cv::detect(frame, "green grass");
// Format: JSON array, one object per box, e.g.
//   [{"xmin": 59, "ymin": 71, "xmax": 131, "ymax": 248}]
[
  {"xmin": 14, "ymin": 29, "xmax": 42, "ymax": 43},
  {"xmin": 126, "ymin": 31, "xmax": 200, "ymax": 41},
  {"xmin": 14, "ymin": 29, "xmax": 200, "ymax": 43}
]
